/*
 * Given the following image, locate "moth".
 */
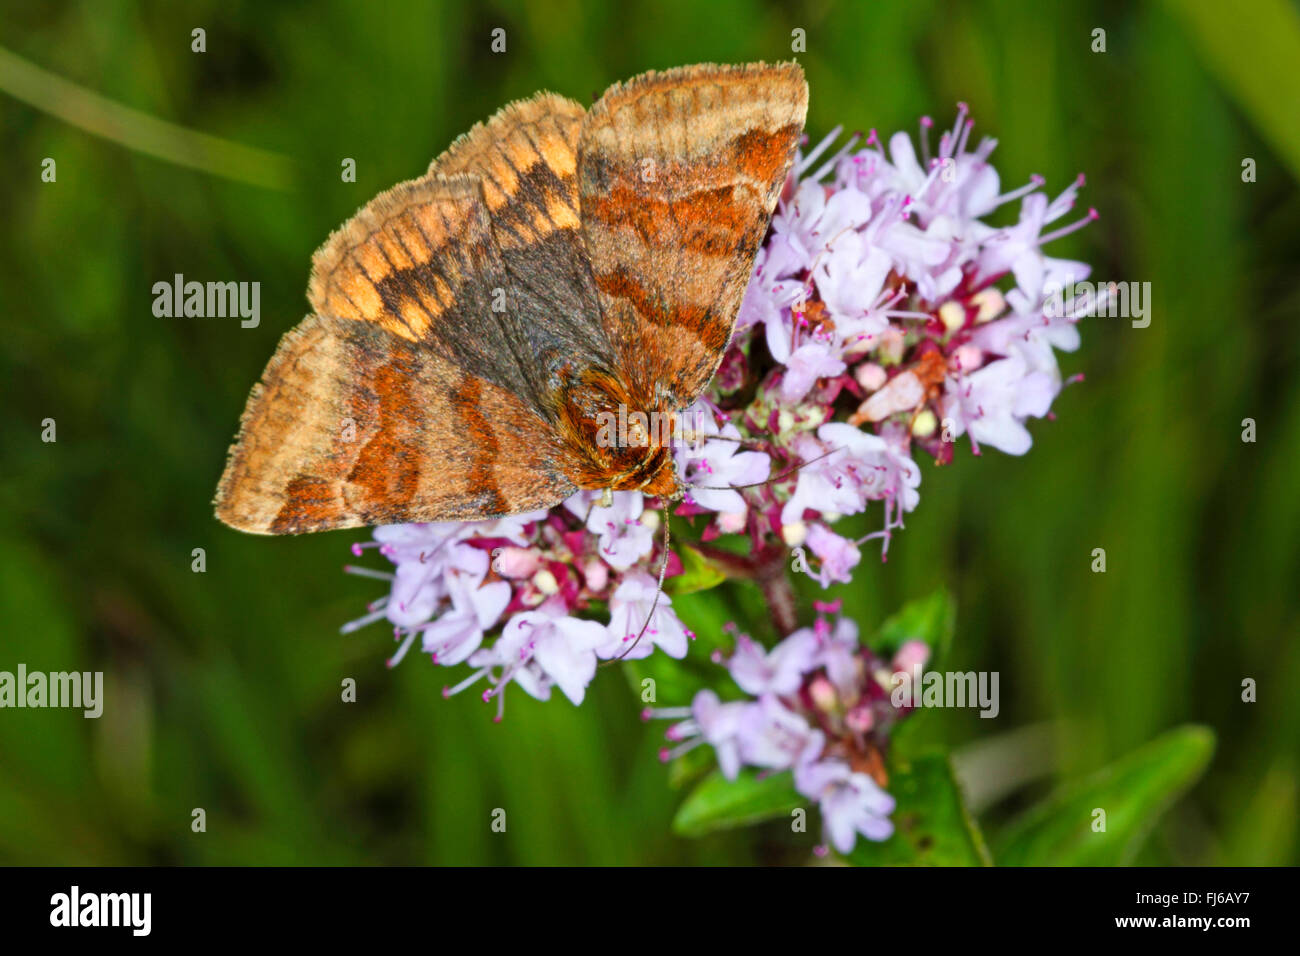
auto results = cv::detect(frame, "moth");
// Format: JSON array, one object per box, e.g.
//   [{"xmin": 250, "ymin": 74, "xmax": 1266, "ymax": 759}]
[{"xmin": 215, "ymin": 62, "xmax": 808, "ymax": 534}]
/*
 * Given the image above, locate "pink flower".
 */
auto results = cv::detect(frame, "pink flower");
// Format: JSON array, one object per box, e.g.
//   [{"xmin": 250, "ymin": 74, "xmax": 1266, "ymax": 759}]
[
  {"xmin": 388, "ymin": 540, "xmax": 494, "ymax": 628},
  {"xmin": 942, "ymin": 351, "xmax": 1056, "ymax": 455},
  {"xmin": 891, "ymin": 639, "xmax": 931, "ymax": 675},
  {"xmin": 804, "ymin": 523, "xmax": 861, "ymax": 587},
  {"xmin": 414, "ymin": 571, "xmax": 510, "ymax": 667},
  {"xmin": 476, "ymin": 602, "xmax": 610, "ymax": 706},
  {"xmin": 564, "ymin": 490, "xmax": 654, "ymax": 571},
  {"xmin": 781, "ymin": 422, "xmax": 920, "ymax": 527},
  {"xmin": 812, "ymin": 615, "xmax": 863, "ymax": 698},
  {"xmin": 777, "ymin": 342, "xmax": 847, "ymax": 403},
  {"xmin": 690, "ymin": 690, "xmax": 753, "ymax": 780},
  {"xmin": 737, "ymin": 244, "xmax": 806, "ymax": 330},
  {"xmin": 728, "ymin": 630, "xmax": 820, "ymax": 697},
  {"xmin": 600, "ymin": 572, "xmax": 690, "ymax": 660},
  {"xmin": 738, "ymin": 695, "xmax": 825, "ymax": 770},
  {"xmin": 674, "ymin": 403, "xmax": 770, "ymax": 513},
  {"xmin": 976, "ymin": 186, "xmax": 1095, "ymax": 300},
  {"xmin": 795, "ymin": 758, "xmax": 896, "ymax": 851},
  {"xmin": 649, "ymin": 606, "xmax": 921, "ymax": 853}
]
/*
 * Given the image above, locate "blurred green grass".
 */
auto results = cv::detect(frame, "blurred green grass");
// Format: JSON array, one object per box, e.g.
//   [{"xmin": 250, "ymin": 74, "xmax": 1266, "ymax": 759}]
[{"xmin": 0, "ymin": 0, "xmax": 1296, "ymax": 864}]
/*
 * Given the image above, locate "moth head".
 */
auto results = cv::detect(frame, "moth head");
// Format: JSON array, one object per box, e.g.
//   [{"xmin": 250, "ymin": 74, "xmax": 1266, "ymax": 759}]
[{"xmin": 558, "ymin": 368, "xmax": 680, "ymax": 498}]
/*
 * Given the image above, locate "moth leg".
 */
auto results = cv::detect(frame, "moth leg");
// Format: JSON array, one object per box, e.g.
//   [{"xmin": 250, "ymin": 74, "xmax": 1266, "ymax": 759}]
[{"xmin": 578, "ymin": 486, "xmax": 614, "ymax": 529}]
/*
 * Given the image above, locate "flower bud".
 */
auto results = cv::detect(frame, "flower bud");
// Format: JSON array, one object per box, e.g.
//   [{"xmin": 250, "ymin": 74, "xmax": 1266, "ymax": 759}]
[
  {"xmin": 808, "ymin": 674, "xmax": 839, "ymax": 712},
  {"xmin": 496, "ymin": 546, "xmax": 540, "ymax": 578},
  {"xmin": 845, "ymin": 703, "xmax": 875, "ymax": 733},
  {"xmin": 782, "ymin": 521, "xmax": 808, "ymax": 547},
  {"xmin": 971, "ymin": 287, "xmax": 1005, "ymax": 323},
  {"xmin": 858, "ymin": 370, "xmax": 923, "ymax": 422},
  {"xmin": 938, "ymin": 300, "xmax": 966, "ymax": 332},
  {"xmin": 717, "ymin": 511, "xmax": 747, "ymax": 534},
  {"xmin": 911, "ymin": 409, "xmax": 938, "ymax": 437},
  {"xmin": 531, "ymin": 568, "xmax": 560, "ymax": 596},
  {"xmin": 951, "ymin": 344, "xmax": 983, "ymax": 373},
  {"xmin": 855, "ymin": 362, "xmax": 888, "ymax": 392},
  {"xmin": 582, "ymin": 559, "xmax": 608, "ymax": 593},
  {"xmin": 878, "ymin": 328, "xmax": 906, "ymax": 364},
  {"xmin": 891, "ymin": 639, "xmax": 930, "ymax": 674}
]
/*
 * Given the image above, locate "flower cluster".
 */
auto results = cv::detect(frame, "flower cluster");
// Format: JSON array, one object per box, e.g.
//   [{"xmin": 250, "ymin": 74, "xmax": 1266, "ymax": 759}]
[
  {"xmin": 734, "ymin": 105, "xmax": 1096, "ymax": 577},
  {"xmin": 342, "ymin": 422, "xmax": 765, "ymax": 719},
  {"xmin": 648, "ymin": 602, "xmax": 930, "ymax": 853},
  {"xmin": 343, "ymin": 105, "xmax": 1095, "ymax": 719}
]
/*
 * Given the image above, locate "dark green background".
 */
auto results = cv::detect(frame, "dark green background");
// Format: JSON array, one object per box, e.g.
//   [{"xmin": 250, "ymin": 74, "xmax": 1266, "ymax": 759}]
[{"xmin": 1, "ymin": 0, "xmax": 1296, "ymax": 864}]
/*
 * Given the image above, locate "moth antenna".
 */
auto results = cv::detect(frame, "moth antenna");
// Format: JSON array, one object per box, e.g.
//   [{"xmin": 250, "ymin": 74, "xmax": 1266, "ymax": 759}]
[
  {"xmin": 602, "ymin": 503, "xmax": 672, "ymax": 665},
  {"xmin": 692, "ymin": 445, "xmax": 843, "ymax": 491},
  {"xmin": 678, "ymin": 429, "xmax": 778, "ymax": 471}
]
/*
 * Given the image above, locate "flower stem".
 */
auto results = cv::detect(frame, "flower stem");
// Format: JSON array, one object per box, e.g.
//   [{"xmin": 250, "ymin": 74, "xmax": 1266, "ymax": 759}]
[
  {"xmin": 757, "ymin": 562, "xmax": 799, "ymax": 637},
  {"xmin": 693, "ymin": 542, "xmax": 799, "ymax": 636}
]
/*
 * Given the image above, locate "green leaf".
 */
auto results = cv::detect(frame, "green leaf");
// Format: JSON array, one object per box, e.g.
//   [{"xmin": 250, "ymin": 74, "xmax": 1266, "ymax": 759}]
[
  {"xmin": 672, "ymin": 768, "xmax": 803, "ymax": 836},
  {"xmin": 870, "ymin": 589, "xmax": 956, "ymax": 669},
  {"xmin": 868, "ymin": 589, "xmax": 957, "ymax": 755},
  {"xmin": 665, "ymin": 543, "xmax": 727, "ymax": 596},
  {"xmin": 1164, "ymin": 0, "xmax": 1300, "ymax": 181},
  {"xmin": 994, "ymin": 725, "xmax": 1215, "ymax": 866},
  {"xmin": 665, "ymin": 742, "xmax": 717, "ymax": 792},
  {"xmin": 845, "ymin": 751, "xmax": 992, "ymax": 866}
]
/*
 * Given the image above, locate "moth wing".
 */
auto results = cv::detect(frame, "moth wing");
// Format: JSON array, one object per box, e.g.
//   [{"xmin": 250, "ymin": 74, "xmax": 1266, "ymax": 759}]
[
  {"xmin": 427, "ymin": 92, "xmax": 616, "ymax": 410},
  {"xmin": 310, "ymin": 93, "xmax": 613, "ymax": 417},
  {"xmin": 576, "ymin": 61, "xmax": 808, "ymax": 406},
  {"xmin": 214, "ymin": 313, "xmax": 579, "ymax": 534},
  {"xmin": 218, "ymin": 174, "xmax": 586, "ymax": 534},
  {"xmin": 308, "ymin": 171, "xmax": 535, "ymax": 404}
]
